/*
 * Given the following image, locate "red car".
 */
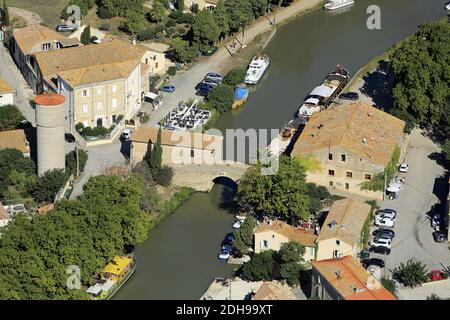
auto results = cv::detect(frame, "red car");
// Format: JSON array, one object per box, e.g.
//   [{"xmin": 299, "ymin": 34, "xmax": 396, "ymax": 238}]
[{"xmin": 429, "ymin": 270, "xmax": 445, "ymax": 281}]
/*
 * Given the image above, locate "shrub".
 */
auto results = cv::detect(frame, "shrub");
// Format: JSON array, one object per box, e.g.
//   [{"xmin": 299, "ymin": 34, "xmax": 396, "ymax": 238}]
[
  {"xmin": 223, "ymin": 68, "xmax": 247, "ymax": 86},
  {"xmin": 167, "ymin": 66, "xmax": 177, "ymax": 76},
  {"xmin": 65, "ymin": 149, "xmax": 88, "ymax": 176},
  {"xmin": 0, "ymin": 105, "xmax": 25, "ymax": 131},
  {"xmin": 75, "ymin": 122, "xmax": 85, "ymax": 132},
  {"xmin": 82, "ymin": 126, "xmax": 94, "ymax": 136},
  {"xmin": 240, "ymin": 250, "xmax": 274, "ymax": 281},
  {"xmin": 155, "ymin": 32, "xmax": 165, "ymax": 41},
  {"xmin": 92, "ymin": 126, "xmax": 109, "ymax": 136},
  {"xmin": 169, "ymin": 10, "xmax": 183, "ymax": 20},
  {"xmin": 166, "ymin": 19, "xmax": 176, "ymax": 28},
  {"xmin": 29, "ymin": 169, "xmax": 66, "ymax": 204},
  {"xmin": 166, "ymin": 26, "xmax": 177, "ymax": 37},
  {"xmin": 207, "ymin": 84, "xmax": 235, "ymax": 114},
  {"xmin": 190, "ymin": 3, "xmax": 199, "ymax": 14},
  {"xmin": 98, "ymin": 23, "xmax": 110, "ymax": 31},
  {"xmin": 177, "ymin": 12, "xmax": 194, "ymax": 24},
  {"xmin": 176, "ymin": 26, "xmax": 186, "ymax": 35},
  {"xmin": 97, "ymin": 6, "xmax": 113, "ymax": 19},
  {"xmin": 154, "ymin": 165, "xmax": 173, "ymax": 187},
  {"xmin": 137, "ymin": 28, "xmax": 155, "ymax": 41},
  {"xmin": 381, "ymin": 278, "xmax": 397, "ymax": 295}
]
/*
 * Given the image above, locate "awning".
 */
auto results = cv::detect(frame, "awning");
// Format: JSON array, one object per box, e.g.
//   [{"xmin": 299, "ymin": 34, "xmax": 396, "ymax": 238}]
[
  {"xmin": 309, "ymin": 85, "xmax": 333, "ymax": 98},
  {"xmin": 305, "ymin": 98, "xmax": 320, "ymax": 105}
]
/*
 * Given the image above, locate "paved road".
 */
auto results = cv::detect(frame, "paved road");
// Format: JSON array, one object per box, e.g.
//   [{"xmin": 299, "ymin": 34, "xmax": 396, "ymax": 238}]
[
  {"xmin": 0, "ymin": 42, "xmax": 36, "ymax": 124},
  {"xmin": 370, "ymin": 129, "xmax": 450, "ymax": 274}
]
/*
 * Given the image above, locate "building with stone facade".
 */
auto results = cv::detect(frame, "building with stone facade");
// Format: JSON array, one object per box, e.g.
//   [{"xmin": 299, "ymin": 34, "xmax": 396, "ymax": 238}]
[
  {"xmin": 315, "ymin": 198, "xmax": 371, "ymax": 261},
  {"xmin": 186, "ymin": 0, "xmax": 218, "ymax": 10},
  {"xmin": 291, "ymin": 103, "xmax": 408, "ymax": 200}
]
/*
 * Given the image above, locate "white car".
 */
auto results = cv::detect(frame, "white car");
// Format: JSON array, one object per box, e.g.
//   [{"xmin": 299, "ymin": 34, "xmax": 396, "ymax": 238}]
[
  {"xmin": 399, "ymin": 163, "xmax": 410, "ymax": 173},
  {"xmin": 375, "ymin": 211, "xmax": 396, "ymax": 220},
  {"xmin": 375, "ymin": 218, "xmax": 395, "ymax": 228},
  {"xmin": 121, "ymin": 129, "xmax": 132, "ymax": 140},
  {"xmin": 369, "ymin": 238, "xmax": 392, "ymax": 249}
]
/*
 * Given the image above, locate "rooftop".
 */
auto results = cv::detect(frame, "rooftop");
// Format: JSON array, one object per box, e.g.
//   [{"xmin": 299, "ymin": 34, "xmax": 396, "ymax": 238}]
[
  {"xmin": 102, "ymin": 256, "xmax": 133, "ymax": 276},
  {"xmin": 0, "ymin": 77, "xmax": 14, "ymax": 94},
  {"xmin": 132, "ymin": 127, "xmax": 222, "ymax": 151},
  {"xmin": 254, "ymin": 220, "xmax": 317, "ymax": 247},
  {"xmin": 200, "ymin": 278, "xmax": 263, "ymax": 300},
  {"xmin": 312, "ymin": 256, "xmax": 396, "ymax": 300},
  {"xmin": 292, "ymin": 103, "xmax": 406, "ymax": 167},
  {"xmin": 13, "ymin": 24, "xmax": 78, "ymax": 54},
  {"xmin": 0, "ymin": 202, "xmax": 9, "ymax": 220},
  {"xmin": 34, "ymin": 93, "xmax": 65, "ymax": 106},
  {"xmin": 252, "ymin": 281, "xmax": 299, "ymax": 300},
  {"xmin": 0, "ymin": 129, "xmax": 30, "ymax": 154},
  {"xmin": 316, "ymin": 198, "xmax": 372, "ymax": 245}
]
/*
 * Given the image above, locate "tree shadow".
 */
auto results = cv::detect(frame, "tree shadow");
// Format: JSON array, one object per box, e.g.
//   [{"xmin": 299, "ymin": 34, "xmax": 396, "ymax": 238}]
[
  {"xmin": 428, "ymin": 152, "xmax": 449, "ymax": 169},
  {"xmin": 213, "ymin": 176, "xmax": 238, "ymax": 213},
  {"xmin": 432, "ymin": 176, "xmax": 449, "ymax": 205},
  {"xmin": 360, "ymin": 60, "xmax": 395, "ymax": 111},
  {"xmin": 120, "ymin": 139, "xmax": 131, "ymax": 160}
]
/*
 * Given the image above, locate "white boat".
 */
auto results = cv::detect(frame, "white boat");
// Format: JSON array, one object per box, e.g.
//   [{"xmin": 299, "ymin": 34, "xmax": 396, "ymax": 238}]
[
  {"xmin": 244, "ymin": 55, "xmax": 270, "ymax": 85},
  {"xmin": 324, "ymin": 0, "xmax": 354, "ymax": 10},
  {"xmin": 446, "ymin": 2, "xmax": 450, "ymax": 11},
  {"xmin": 268, "ymin": 119, "xmax": 302, "ymax": 155}
]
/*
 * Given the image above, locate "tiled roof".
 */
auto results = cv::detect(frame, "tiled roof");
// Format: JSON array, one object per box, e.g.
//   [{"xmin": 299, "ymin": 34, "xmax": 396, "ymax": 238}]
[
  {"xmin": 0, "ymin": 77, "xmax": 14, "ymax": 94},
  {"xmin": 141, "ymin": 42, "xmax": 170, "ymax": 53},
  {"xmin": 316, "ymin": 198, "xmax": 371, "ymax": 245},
  {"xmin": 253, "ymin": 281, "xmax": 298, "ymax": 300},
  {"xmin": 0, "ymin": 202, "xmax": 9, "ymax": 220},
  {"xmin": 34, "ymin": 40, "xmax": 144, "ymax": 88},
  {"xmin": 0, "ymin": 129, "xmax": 30, "ymax": 154},
  {"xmin": 132, "ymin": 127, "xmax": 222, "ymax": 151},
  {"xmin": 312, "ymin": 256, "xmax": 396, "ymax": 300},
  {"xmin": 254, "ymin": 220, "xmax": 317, "ymax": 247},
  {"xmin": 13, "ymin": 24, "xmax": 72, "ymax": 54},
  {"xmin": 292, "ymin": 103, "xmax": 405, "ymax": 167}
]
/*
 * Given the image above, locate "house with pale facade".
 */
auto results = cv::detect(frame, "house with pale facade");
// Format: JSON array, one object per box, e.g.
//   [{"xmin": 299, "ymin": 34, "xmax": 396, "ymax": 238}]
[
  {"xmin": 186, "ymin": 0, "xmax": 218, "ymax": 10},
  {"xmin": 291, "ymin": 102, "xmax": 408, "ymax": 200},
  {"xmin": 253, "ymin": 220, "xmax": 317, "ymax": 262},
  {"xmin": 0, "ymin": 77, "xmax": 14, "ymax": 106},
  {"xmin": 315, "ymin": 198, "xmax": 371, "ymax": 261},
  {"xmin": 130, "ymin": 127, "xmax": 223, "ymax": 166},
  {"xmin": 311, "ymin": 256, "xmax": 396, "ymax": 300},
  {"xmin": 10, "ymin": 24, "xmax": 80, "ymax": 93}
]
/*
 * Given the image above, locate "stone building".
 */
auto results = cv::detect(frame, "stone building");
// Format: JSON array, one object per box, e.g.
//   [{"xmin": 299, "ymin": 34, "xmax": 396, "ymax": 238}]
[
  {"xmin": 315, "ymin": 198, "xmax": 372, "ymax": 261},
  {"xmin": 291, "ymin": 103, "xmax": 408, "ymax": 200},
  {"xmin": 186, "ymin": 0, "xmax": 218, "ymax": 10}
]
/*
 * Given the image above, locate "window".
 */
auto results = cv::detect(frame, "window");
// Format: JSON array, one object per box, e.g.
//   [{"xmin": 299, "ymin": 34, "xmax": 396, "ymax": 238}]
[
  {"xmin": 346, "ymin": 171, "xmax": 353, "ymax": 178},
  {"xmin": 365, "ymin": 174, "xmax": 372, "ymax": 180},
  {"xmin": 341, "ymin": 154, "xmax": 346, "ymax": 162},
  {"xmin": 82, "ymin": 89, "xmax": 89, "ymax": 97},
  {"xmin": 333, "ymin": 250, "xmax": 340, "ymax": 258},
  {"xmin": 112, "ymin": 85, "xmax": 117, "ymax": 93},
  {"xmin": 112, "ymin": 98, "xmax": 117, "ymax": 109},
  {"xmin": 191, "ymin": 149, "xmax": 195, "ymax": 158},
  {"xmin": 97, "ymin": 102, "xmax": 102, "ymax": 111},
  {"xmin": 345, "ymin": 183, "xmax": 349, "ymax": 190},
  {"xmin": 261, "ymin": 240, "xmax": 269, "ymax": 249},
  {"xmin": 82, "ymin": 104, "xmax": 89, "ymax": 113},
  {"xmin": 336, "ymin": 240, "xmax": 340, "ymax": 246},
  {"xmin": 42, "ymin": 43, "xmax": 51, "ymax": 51},
  {"xmin": 328, "ymin": 170, "xmax": 335, "ymax": 176},
  {"xmin": 329, "ymin": 181, "xmax": 333, "ymax": 187},
  {"xmin": 328, "ymin": 153, "xmax": 333, "ymax": 160}
]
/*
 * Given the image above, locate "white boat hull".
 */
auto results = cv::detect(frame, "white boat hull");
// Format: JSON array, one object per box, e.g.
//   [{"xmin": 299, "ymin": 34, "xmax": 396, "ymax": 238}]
[
  {"xmin": 245, "ymin": 61, "xmax": 270, "ymax": 85},
  {"xmin": 324, "ymin": 0, "xmax": 354, "ymax": 10}
]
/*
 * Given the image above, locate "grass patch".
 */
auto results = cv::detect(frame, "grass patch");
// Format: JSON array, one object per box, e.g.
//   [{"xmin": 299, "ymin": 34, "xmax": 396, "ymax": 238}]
[{"xmin": 8, "ymin": 0, "xmax": 70, "ymax": 27}]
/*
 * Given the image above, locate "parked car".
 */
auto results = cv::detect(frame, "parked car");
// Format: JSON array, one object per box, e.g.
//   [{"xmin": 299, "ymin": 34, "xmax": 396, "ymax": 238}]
[
  {"xmin": 200, "ymin": 79, "xmax": 219, "ymax": 87},
  {"xmin": 218, "ymin": 247, "xmax": 231, "ymax": 260},
  {"xmin": 369, "ymin": 238, "xmax": 391, "ymax": 249},
  {"xmin": 398, "ymin": 163, "xmax": 410, "ymax": 173},
  {"xmin": 362, "ymin": 258, "xmax": 385, "ymax": 269},
  {"xmin": 56, "ymin": 24, "xmax": 77, "ymax": 32},
  {"xmin": 160, "ymin": 85, "xmax": 176, "ymax": 93},
  {"xmin": 121, "ymin": 129, "xmax": 132, "ymax": 141},
  {"xmin": 431, "ymin": 213, "xmax": 441, "ymax": 228},
  {"xmin": 338, "ymin": 92, "xmax": 359, "ymax": 101},
  {"xmin": 205, "ymin": 72, "xmax": 224, "ymax": 82},
  {"xmin": 375, "ymin": 210, "xmax": 397, "ymax": 220},
  {"xmin": 195, "ymin": 82, "xmax": 215, "ymax": 91},
  {"xmin": 429, "ymin": 269, "xmax": 447, "ymax": 281},
  {"xmin": 196, "ymin": 88, "xmax": 211, "ymax": 97},
  {"xmin": 372, "ymin": 228, "xmax": 395, "ymax": 239},
  {"xmin": 432, "ymin": 231, "xmax": 447, "ymax": 243},
  {"xmin": 368, "ymin": 245, "xmax": 391, "ymax": 255},
  {"xmin": 374, "ymin": 218, "xmax": 395, "ymax": 228}
]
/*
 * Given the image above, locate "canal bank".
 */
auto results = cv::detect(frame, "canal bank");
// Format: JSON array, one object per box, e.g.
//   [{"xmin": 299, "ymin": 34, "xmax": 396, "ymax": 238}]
[{"xmin": 117, "ymin": 0, "xmax": 446, "ymax": 300}]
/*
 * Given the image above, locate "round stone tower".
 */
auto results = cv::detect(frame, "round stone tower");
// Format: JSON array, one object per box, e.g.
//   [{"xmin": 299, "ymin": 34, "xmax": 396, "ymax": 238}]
[{"xmin": 35, "ymin": 93, "xmax": 66, "ymax": 176}]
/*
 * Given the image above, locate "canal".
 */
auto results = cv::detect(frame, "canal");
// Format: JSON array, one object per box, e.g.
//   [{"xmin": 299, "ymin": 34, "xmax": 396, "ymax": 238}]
[{"xmin": 117, "ymin": 0, "xmax": 445, "ymax": 299}]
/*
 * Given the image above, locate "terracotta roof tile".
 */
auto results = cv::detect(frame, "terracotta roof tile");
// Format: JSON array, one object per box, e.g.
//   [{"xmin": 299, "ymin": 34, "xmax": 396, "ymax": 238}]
[
  {"xmin": 312, "ymin": 256, "xmax": 396, "ymax": 300},
  {"xmin": 254, "ymin": 220, "xmax": 317, "ymax": 247},
  {"xmin": 13, "ymin": 25, "xmax": 73, "ymax": 53},
  {"xmin": 292, "ymin": 103, "xmax": 405, "ymax": 167},
  {"xmin": 253, "ymin": 282, "xmax": 298, "ymax": 300},
  {"xmin": 317, "ymin": 198, "xmax": 371, "ymax": 245}
]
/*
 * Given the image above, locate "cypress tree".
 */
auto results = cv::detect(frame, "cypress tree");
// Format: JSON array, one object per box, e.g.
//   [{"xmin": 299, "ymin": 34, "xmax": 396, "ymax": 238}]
[
  {"xmin": 149, "ymin": 126, "xmax": 162, "ymax": 171},
  {"xmin": 2, "ymin": 0, "xmax": 9, "ymax": 27},
  {"xmin": 80, "ymin": 25, "xmax": 91, "ymax": 45},
  {"xmin": 177, "ymin": 0, "xmax": 185, "ymax": 11}
]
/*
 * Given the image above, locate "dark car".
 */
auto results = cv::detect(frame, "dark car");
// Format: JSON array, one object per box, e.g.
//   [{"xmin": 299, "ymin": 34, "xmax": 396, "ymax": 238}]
[
  {"xmin": 372, "ymin": 228, "xmax": 395, "ymax": 239},
  {"xmin": 433, "ymin": 231, "xmax": 447, "ymax": 243},
  {"xmin": 56, "ymin": 24, "xmax": 77, "ymax": 32},
  {"xmin": 196, "ymin": 88, "xmax": 212, "ymax": 97},
  {"xmin": 195, "ymin": 82, "xmax": 215, "ymax": 91},
  {"xmin": 362, "ymin": 258, "xmax": 385, "ymax": 269},
  {"xmin": 64, "ymin": 133, "xmax": 75, "ymax": 143},
  {"xmin": 339, "ymin": 92, "xmax": 359, "ymax": 101},
  {"xmin": 369, "ymin": 245, "xmax": 391, "ymax": 255}
]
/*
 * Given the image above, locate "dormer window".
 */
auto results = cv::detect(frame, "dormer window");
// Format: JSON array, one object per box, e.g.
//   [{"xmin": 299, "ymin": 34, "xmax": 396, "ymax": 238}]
[{"xmin": 42, "ymin": 43, "xmax": 51, "ymax": 51}]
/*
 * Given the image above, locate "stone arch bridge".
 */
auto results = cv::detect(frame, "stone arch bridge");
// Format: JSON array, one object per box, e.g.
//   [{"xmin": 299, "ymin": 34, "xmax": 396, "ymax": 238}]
[{"xmin": 171, "ymin": 162, "xmax": 250, "ymax": 191}]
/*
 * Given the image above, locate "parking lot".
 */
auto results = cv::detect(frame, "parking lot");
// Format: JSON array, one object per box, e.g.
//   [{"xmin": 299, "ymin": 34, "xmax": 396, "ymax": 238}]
[{"xmin": 368, "ymin": 129, "xmax": 450, "ymax": 275}]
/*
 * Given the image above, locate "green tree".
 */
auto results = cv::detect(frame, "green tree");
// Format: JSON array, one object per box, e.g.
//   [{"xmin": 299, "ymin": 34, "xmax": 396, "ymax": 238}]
[
  {"xmin": 224, "ymin": 0, "xmax": 253, "ymax": 32},
  {"xmin": 279, "ymin": 241, "xmax": 305, "ymax": 263},
  {"xmin": 250, "ymin": 0, "xmax": 268, "ymax": 18},
  {"xmin": 98, "ymin": 0, "xmax": 145, "ymax": 17},
  {"xmin": 381, "ymin": 278, "xmax": 397, "ymax": 295},
  {"xmin": 389, "ymin": 20, "xmax": 450, "ymax": 127},
  {"xmin": 65, "ymin": 149, "xmax": 88, "ymax": 176},
  {"xmin": 0, "ymin": 148, "xmax": 36, "ymax": 199},
  {"xmin": 80, "ymin": 25, "xmax": 91, "ymax": 45},
  {"xmin": 279, "ymin": 261, "xmax": 303, "ymax": 286},
  {"xmin": 207, "ymin": 84, "xmax": 235, "ymax": 114},
  {"xmin": 177, "ymin": 0, "xmax": 185, "ymax": 11},
  {"xmin": 148, "ymin": 127, "xmax": 163, "ymax": 171},
  {"xmin": 2, "ymin": 0, "xmax": 9, "ymax": 26},
  {"xmin": 169, "ymin": 37, "xmax": 198, "ymax": 62},
  {"xmin": 236, "ymin": 156, "xmax": 311, "ymax": 224},
  {"xmin": 154, "ymin": 165, "xmax": 173, "ymax": 187},
  {"xmin": 192, "ymin": 9, "xmax": 220, "ymax": 51},
  {"xmin": 213, "ymin": 0, "xmax": 229, "ymax": 39},
  {"xmin": 149, "ymin": 0, "xmax": 166, "ymax": 22},
  {"xmin": 223, "ymin": 67, "xmax": 246, "ymax": 86},
  {"xmin": 29, "ymin": 169, "xmax": 66, "ymax": 204},
  {"xmin": 240, "ymin": 250, "xmax": 274, "ymax": 281},
  {"xmin": 122, "ymin": 9, "xmax": 147, "ymax": 35},
  {"xmin": 443, "ymin": 140, "xmax": 450, "ymax": 162},
  {"xmin": 0, "ymin": 105, "xmax": 25, "ymax": 131},
  {"xmin": 232, "ymin": 216, "xmax": 257, "ymax": 254},
  {"xmin": 392, "ymin": 259, "xmax": 429, "ymax": 288}
]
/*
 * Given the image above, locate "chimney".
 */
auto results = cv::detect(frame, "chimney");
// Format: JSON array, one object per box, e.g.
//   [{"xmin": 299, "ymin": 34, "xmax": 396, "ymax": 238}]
[{"xmin": 335, "ymin": 271, "xmax": 341, "ymax": 279}]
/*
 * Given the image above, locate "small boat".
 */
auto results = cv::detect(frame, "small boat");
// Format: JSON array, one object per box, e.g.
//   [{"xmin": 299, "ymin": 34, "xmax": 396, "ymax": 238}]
[
  {"xmin": 232, "ymin": 220, "xmax": 243, "ymax": 229},
  {"xmin": 446, "ymin": 1, "xmax": 450, "ymax": 11},
  {"xmin": 232, "ymin": 85, "xmax": 249, "ymax": 109},
  {"xmin": 324, "ymin": 0, "xmax": 354, "ymax": 10},
  {"xmin": 268, "ymin": 119, "xmax": 303, "ymax": 156},
  {"xmin": 244, "ymin": 55, "xmax": 270, "ymax": 85}
]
